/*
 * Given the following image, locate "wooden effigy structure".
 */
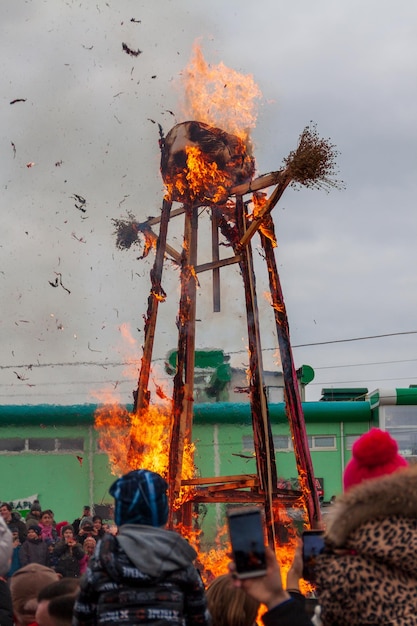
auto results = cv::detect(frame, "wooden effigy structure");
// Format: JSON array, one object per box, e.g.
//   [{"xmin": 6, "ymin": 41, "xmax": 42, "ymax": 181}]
[{"xmin": 115, "ymin": 120, "xmax": 340, "ymax": 545}]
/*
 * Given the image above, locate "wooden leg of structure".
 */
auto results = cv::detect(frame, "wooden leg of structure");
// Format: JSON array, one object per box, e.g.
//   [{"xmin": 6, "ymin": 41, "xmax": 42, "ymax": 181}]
[
  {"xmin": 235, "ymin": 195, "xmax": 278, "ymax": 547},
  {"xmin": 260, "ymin": 229, "xmax": 321, "ymax": 528},
  {"xmin": 169, "ymin": 205, "xmax": 199, "ymax": 524}
]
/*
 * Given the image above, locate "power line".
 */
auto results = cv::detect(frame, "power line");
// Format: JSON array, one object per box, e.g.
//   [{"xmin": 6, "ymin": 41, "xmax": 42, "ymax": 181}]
[
  {"xmin": 292, "ymin": 330, "xmax": 417, "ymax": 348},
  {"xmin": 315, "ymin": 357, "xmax": 417, "ymax": 370},
  {"xmin": 1, "ymin": 329, "xmax": 417, "ymax": 373},
  {"xmin": 310, "ymin": 375, "xmax": 417, "ymax": 386}
]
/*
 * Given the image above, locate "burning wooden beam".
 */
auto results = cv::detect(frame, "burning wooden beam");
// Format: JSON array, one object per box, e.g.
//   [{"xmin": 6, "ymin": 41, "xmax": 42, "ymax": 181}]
[
  {"xmin": 169, "ymin": 204, "xmax": 199, "ymax": 521},
  {"xmin": 234, "ymin": 194, "xmax": 278, "ymax": 548},
  {"xmin": 127, "ymin": 199, "xmax": 173, "ymax": 467},
  {"xmin": 260, "ymin": 224, "xmax": 322, "ymax": 527}
]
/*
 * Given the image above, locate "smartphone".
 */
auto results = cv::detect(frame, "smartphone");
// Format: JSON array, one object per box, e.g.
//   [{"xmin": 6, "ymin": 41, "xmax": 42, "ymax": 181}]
[
  {"xmin": 302, "ymin": 530, "xmax": 325, "ymax": 583},
  {"xmin": 227, "ymin": 506, "xmax": 267, "ymax": 579}
]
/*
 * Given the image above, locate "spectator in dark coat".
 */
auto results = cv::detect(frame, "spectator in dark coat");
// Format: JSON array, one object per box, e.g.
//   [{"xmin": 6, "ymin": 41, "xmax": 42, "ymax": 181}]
[
  {"xmin": 25, "ymin": 501, "xmax": 42, "ymax": 528},
  {"xmin": 75, "ymin": 517, "xmax": 98, "ymax": 546},
  {"xmin": 52, "ymin": 525, "xmax": 84, "ymax": 578},
  {"xmin": 72, "ymin": 506, "xmax": 91, "ymax": 536},
  {"xmin": 20, "ymin": 525, "xmax": 49, "ymax": 567},
  {"xmin": 0, "ymin": 503, "xmax": 27, "ymax": 544},
  {"xmin": 73, "ymin": 469, "xmax": 210, "ymax": 626}
]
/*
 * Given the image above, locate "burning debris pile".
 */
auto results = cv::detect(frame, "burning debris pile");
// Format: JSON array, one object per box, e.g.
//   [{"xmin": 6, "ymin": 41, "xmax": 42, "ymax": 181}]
[
  {"xmin": 160, "ymin": 120, "xmax": 255, "ymax": 205},
  {"xmin": 112, "ymin": 121, "xmax": 341, "ymax": 253}
]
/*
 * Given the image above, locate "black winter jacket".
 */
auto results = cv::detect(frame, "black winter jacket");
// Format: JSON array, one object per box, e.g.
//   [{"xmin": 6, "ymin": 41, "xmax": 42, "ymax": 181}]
[
  {"xmin": 73, "ymin": 525, "xmax": 210, "ymax": 626},
  {"xmin": 19, "ymin": 537, "xmax": 49, "ymax": 566},
  {"xmin": 53, "ymin": 539, "xmax": 84, "ymax": 577},
  {"xmin": 261, "ymin": 592, "xmax": 313, "ymax": 626}
]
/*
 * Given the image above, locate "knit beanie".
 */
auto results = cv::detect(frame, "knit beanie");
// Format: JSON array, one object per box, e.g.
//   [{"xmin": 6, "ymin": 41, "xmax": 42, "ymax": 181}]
[
  {"xmin": 10, "ymin": 564, "xmax": 59, "ymax": 617},
  {"xmin": 80, "ymin": 517, "xmax": 94, "ymax": 530},
  {"xmin": 109, "ymin": 469, "xmax": 169, "ymax": 527},
  {"xmin": 0, "ymin": 516, "xmax": 13, "ymax": 577},
  {"xmin": 28, "ymin": 524, "xmax": 42, "ymax": 536},
  {"xmin": 30, "ymin": 500, "xmax": 42, "ymax": 513},
  {"xmin": 343, "ymin": 428, "xmax": 408, "ymax": 491}
]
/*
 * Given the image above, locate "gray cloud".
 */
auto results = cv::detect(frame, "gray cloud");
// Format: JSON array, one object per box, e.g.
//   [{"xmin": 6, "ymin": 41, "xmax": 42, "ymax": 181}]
[{"xmin": 1, "ymin": 0, "xmax": 417, "ymax": 404}]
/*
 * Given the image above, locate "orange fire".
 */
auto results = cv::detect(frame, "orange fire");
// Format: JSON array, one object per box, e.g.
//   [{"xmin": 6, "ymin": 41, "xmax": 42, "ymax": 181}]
[
  {"xmin": 184, "ymin": 145, "xmax": 230, "ymax": 204},
  {"xmin": 93, "ymin": 326, "xmax": 195, "ymax": 504},
  {"xmin": 161, "ymin": 44, "xmax": 261, "ymax": 205},
  {"xmin": 179, "ymin": 42, "xmax": 262, "ymax": 141}
]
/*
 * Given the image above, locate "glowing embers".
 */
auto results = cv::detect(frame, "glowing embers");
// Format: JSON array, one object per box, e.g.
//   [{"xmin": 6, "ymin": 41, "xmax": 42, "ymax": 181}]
[{"xmin": 160, "ymin": 121, "xmax": 255, "ymax": 205}]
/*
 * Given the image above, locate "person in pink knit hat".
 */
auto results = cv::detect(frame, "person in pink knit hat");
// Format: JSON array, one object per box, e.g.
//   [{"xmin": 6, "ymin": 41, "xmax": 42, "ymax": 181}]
[
  {"xmin": 343, "ymin": 427, "xmax": 409, "ymax": 491},
  {"xmin": 314, "ymin": 428, "xmax": 417, "ymax": 625}
]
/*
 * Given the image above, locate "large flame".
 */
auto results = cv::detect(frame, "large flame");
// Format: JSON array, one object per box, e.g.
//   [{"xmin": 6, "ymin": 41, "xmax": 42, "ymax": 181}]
[
  {"xmin": 179, "ymin": 42, "xmax": 262, "ymax": 141},
  {"xmin": 93, "ymin": 326, "xmax": 195, "ymax": 504}
]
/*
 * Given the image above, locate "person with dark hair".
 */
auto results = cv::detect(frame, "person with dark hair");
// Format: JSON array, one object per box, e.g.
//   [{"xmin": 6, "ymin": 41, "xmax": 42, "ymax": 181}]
[
  {"xmin": 20, "ymin": 525, "xmax": 49, "ymax": 567},
  {"xmin": 92, "ymin": 515, "xmax": 105, "ymax": 539},
  {"xmin": 39, "ymin": 511, "xmax": 58, "ymax": 546},
  {"xmin": 36, "ymin": 578, "xmax": 80, "ymax": 626},
  {"xmin": 52, "ymin": 525, "xmax": 84, "ymax": 578},
  {"xmin": 0, "ymin": 502, "xmax": 27, "ymax": 543},
  {"xmin": 72, "ymin": 506, "xmax": 91, "ymax": 536},
  {"xmin": 73, "ymin": 468, "xmax": 210, "ymax": 626}
]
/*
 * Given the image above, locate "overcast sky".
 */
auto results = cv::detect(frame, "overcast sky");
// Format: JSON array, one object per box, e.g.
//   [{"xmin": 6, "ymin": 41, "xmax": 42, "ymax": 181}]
[{"xmin": 2, "ymin": 0, "xmax": 417, "ymax": 406}]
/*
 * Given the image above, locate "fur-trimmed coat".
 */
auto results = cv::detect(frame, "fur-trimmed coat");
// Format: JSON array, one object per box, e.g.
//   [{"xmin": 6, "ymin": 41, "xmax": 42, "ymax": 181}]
[{"xmin": 315, "ymin": 464, "xmax": 417, "ymax": 625}]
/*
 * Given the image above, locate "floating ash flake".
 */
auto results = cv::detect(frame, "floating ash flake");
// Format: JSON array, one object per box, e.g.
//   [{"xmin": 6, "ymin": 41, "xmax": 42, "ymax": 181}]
[
  {"xmin": 71, "ymin": 193, "xmax": 87, "ymax": 212},
  {"xmin": 122, "ymin": 42, "xmax": 142, "ymax": 57}
]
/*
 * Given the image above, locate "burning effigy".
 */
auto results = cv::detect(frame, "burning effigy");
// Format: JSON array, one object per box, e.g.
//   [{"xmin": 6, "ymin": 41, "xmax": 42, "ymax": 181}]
[
  {"xmin": 160, "ymin": 120, "xmax": 255, "ymax": 205},
  {"xmin": 101, "ymin": 44, "xmax": 342, "ymax": 584}
]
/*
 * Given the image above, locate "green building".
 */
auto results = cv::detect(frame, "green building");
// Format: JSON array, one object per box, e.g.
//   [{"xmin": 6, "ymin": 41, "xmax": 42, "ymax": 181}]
[{"xmin": 1, "ymin": 387, "xmax": 417, "ymax": 539}]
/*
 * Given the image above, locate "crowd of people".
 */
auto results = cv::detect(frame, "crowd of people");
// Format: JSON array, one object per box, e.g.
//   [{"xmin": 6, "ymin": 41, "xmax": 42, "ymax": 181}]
[
  {"xmin": 0, "ymin": 502, "xmax": 108, "ymax": 580},
  {"xmin": 0, "ymin": 427, "xmax": 416, "ymax": 626}
]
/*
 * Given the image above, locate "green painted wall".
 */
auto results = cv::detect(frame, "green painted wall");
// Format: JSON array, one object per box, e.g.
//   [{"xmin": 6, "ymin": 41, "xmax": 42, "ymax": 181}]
[{"xmin": 0, "ymin": 402, "xmax": 373, "ymax": 531}]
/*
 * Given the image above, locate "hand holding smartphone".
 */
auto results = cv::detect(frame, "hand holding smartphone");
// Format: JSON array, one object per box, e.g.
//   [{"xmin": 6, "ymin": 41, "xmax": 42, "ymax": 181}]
[
  {"xmin": 227, "ymin": 506, "xmax": 267, "ymax": 579},
  {"xmin": 302, "ymin": 530, "xmax": 325, "ymax": 583}
]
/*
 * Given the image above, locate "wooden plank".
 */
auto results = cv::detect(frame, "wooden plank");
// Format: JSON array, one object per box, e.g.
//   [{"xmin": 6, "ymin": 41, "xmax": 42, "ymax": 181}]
[
  {"xmin": 211, "ymin": 212, "xmax": 221, "ymax": 312},
  {"xmin": 182, "ymin": 474, "xmax": 258, "ymax": 486},
  {"xmin": 132, "ymin": 198, "xmax": 172, "ymax": 416},
  {"xmin": 195, "ymin": 255, "xmax": 241, "ymax": 274}
]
